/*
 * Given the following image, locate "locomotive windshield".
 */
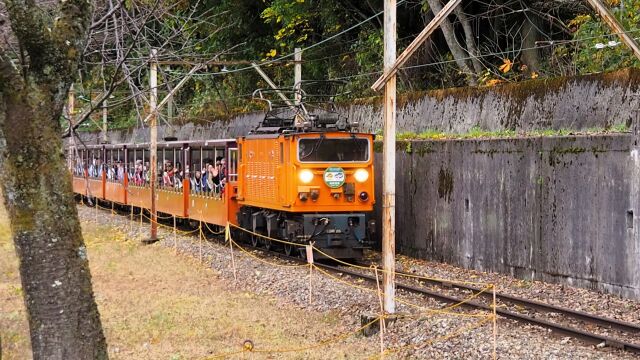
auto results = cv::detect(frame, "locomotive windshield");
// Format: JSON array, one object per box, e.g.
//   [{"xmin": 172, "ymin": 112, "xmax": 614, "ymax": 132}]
[{"xmin": 298, "ymin": 137, "xmax": 369, "ymax": 162}]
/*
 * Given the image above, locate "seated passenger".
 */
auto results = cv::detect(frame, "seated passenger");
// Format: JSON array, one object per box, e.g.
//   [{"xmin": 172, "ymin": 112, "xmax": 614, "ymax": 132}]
[
  {"xmin": 116, "ymin": 161, "xmax": 124, "ymax": 181},
  {"xmin": 207, "ymin": 163, "xmax": 219, "ymax": 194},
  {"xmin": 162, "ymin": 171, "xmax": 172, "ymax": 187},
  {"xmin": 191, "ymin": 170, "xmax": 203, "ymax": 193}
]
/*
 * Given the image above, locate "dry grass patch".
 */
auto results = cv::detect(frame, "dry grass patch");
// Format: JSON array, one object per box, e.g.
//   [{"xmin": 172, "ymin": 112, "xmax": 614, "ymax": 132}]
[{"xmin": 1, "ymin": 214, "xmax": 374, "ymax": 359}]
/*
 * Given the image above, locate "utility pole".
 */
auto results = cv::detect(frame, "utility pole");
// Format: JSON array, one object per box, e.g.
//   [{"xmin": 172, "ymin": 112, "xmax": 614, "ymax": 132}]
[
  {"xmin": 68, "ymin": 84, "xmax": 77, "ymax": 167},
  {"xmin": 146, "ymin": 48, "xmax": 159, "ymax": 243},
  {"xmin": 584, "ymin": 0, "xmax": 640, "ymax": 62},
  {"xmin": 382, "ymin": 0, "xmax": 397, "ymax": 315},
  {"xmin": 102, "ymin": 99, "xmax": 108, "ymax": 143},
  {"xmin": 294, "ymin": 48, "xmax": 302, "ymax": 105},
  {"xmin": 68, "ymin": 84, "xmax": 75, "ymax": 122},
  {"xmin": 372, "ymin": 2, "xmax": 462, "ymax": 313}
]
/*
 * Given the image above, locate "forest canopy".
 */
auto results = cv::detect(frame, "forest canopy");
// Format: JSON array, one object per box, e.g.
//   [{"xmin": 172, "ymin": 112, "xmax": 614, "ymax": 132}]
[{"xmin": 4, "ymin": 0, "xmax": 637, "ymax": 130}]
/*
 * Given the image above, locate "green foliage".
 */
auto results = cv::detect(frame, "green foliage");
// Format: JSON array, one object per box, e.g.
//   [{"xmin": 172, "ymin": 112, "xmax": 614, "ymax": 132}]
[
  {"xmin": 570, "ymin": 0, "xmax": 640, "ymax": 73},
  {"xmin": 76, "ymin": 1, "xmax": 640, "ymax": 130}
]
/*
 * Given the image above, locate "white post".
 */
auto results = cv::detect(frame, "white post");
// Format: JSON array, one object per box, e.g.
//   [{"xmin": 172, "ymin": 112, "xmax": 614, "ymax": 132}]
[
  {"xmin": 102, "ymin": 99, "xmax": 108, "ymax": 143},
  {"xmin": 382, "ymin": 0, "xmax": 397, "ymax": 315},
  {"xmin": 294, "ymin": 48, "xmax": 302, "ymax": 105},
  {"xmin": 148, "ymin": 49, "xmax": 158, "ymax": 242}
]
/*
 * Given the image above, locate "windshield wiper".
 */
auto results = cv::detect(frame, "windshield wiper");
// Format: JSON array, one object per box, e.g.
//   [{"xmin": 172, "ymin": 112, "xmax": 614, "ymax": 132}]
[{"xmin": 300, "ymin": 134, "xmax": 325, "ymax": 160}]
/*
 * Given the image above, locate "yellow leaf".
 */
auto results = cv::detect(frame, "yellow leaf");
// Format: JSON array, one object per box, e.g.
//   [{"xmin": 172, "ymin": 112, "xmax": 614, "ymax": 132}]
[
  {"xmin": 485, "ymin": 79, "xmax": 503, "ymax": 87},
  {"xmin": 266, "ymin": 49, "xmax": 277, "ymax": 58},
  {"xmin": 498, "ymin": 59, "xmax": 512, "ymax": 73},
  {"xmin": 531, "ymin": 72, "xmax": 539, "ymax": 79}
]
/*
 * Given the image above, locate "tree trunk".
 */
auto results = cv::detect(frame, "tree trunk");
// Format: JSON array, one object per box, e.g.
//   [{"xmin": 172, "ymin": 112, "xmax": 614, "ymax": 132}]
[
  {"xmin": 425, "ymin": 0, "xmax": 478, "ymax": 85},
  {"xmin": 0, "ymin": 83, "xmax": 109, "ymax": 360},
  {"xmin": 0, "ymin": 1, "xmax": 108, "ymax": 358},
  {"xmin": 521, "ymin": 16, "xmax": 541, "ymax": 73},
  {"xmin": 454, "ymin": 7, "xmax": 484, "ymax": 74}
]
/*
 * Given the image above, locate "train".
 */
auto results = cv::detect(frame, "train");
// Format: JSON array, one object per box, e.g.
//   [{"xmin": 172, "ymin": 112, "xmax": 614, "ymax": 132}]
[{"xmin": 67, "ymin": 83, "xmax": 376, "ymax": 259}]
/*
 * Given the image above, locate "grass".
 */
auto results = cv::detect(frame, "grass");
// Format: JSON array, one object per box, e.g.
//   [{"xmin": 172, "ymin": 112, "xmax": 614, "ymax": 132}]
[
  {"xmin": 0, "ymin": 209, "xmax": 374, "ymax": 359},
  {"xmin": 376, "ymin": 123, "xmax": 630, "ymax": 141}
]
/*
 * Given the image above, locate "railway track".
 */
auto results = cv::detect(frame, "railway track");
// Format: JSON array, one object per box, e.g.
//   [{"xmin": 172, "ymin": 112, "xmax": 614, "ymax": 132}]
[
  {"xmin": 322, "ymin": 262, "xmax": 640, "ymax": 354},
  {"xmin": 237, "ymin": 243, "xmax": 640, "ymax": 354},
  {"xmin": 95, "ymin": 203, "xmax": 640, "ymax": 355}
]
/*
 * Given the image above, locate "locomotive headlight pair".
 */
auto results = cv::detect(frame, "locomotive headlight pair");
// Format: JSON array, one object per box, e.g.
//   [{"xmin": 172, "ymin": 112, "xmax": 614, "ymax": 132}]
[
  {"xmin": 354, "ymin": 169, "xmax": 369, "ymax": 183},
  {"xmin": 299, "ymin": 169, "xmax": 314, "ymax": 184}
]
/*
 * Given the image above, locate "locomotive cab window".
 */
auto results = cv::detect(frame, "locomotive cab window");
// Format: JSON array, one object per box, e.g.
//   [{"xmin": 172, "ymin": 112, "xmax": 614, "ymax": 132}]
[{"xmin": 298, "ymin": 137, "xmax": 369, "ymax": 162}]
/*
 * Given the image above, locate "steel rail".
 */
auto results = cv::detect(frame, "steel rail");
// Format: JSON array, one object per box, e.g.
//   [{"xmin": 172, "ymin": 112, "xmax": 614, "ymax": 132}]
[
  {"xmin": 354, "ymin": 262, "xmax": 640, "ymax": 335},
  {"xmin": 317, "ymin": 263, "xmax": 640, "ymax": 354}
]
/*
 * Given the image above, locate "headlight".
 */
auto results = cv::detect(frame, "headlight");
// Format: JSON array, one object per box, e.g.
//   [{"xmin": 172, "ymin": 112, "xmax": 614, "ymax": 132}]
[
  {"xmin": 354, "ymin": 169, "xmax": 369, "ymax": 183},
  {"xmin": 299, "ymin": 169, "xmax": 314, "ymax": 184}
]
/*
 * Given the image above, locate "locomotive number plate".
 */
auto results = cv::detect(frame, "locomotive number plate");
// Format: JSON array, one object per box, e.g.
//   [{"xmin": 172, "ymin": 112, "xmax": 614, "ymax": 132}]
[{"xmin": 323, "ymin": 167, "xmax": 345, "ymax": 188}]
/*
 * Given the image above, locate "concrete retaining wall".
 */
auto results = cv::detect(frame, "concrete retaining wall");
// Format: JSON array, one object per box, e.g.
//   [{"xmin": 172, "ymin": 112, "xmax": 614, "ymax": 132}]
[
  {"xmin": 373, "ymin": 135, "xmax": 640, "ymax": 299},
  {"xmin": 77, "ymin": 68, "xmax": 640, "ymax": 145}
]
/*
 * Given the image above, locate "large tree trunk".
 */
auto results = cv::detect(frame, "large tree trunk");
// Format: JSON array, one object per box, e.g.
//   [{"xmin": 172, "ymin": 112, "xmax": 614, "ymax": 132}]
[
  {"xmin": 0, "ymin": 1, "xmax": 108, "ymax": 358},
  {"xmin": 1, "ymin": 81, "xmax": 108, "ymax": 360}
]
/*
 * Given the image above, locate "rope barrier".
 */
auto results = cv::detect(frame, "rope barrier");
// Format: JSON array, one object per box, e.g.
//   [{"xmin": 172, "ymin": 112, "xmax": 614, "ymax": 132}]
[
  {"xmin": 203, "ymin": 221, "xmax": 226, "ymax": 235},
  {"xmin": 228, "ymin": 223, "xmax": 306, "ymax": 248},
  {"xmin": 228, "ymin": 238, "xmax": 308, "ymax": 269},
  {"xmin": 77, "ymin": 201, "xmax": 498, "ymax": 358},
  {"xmin": 230, "ymin": 223, "xmax": 488, "ymax": 287}
]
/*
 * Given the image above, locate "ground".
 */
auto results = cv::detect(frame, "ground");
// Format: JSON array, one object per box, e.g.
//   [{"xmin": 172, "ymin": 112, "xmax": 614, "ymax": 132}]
[
  {"xmin": 0, "ymin": 207, "xmax": 374, "ymax": 359},
  {"xmin": 2, "ymin": 203, "xmax": 639, "ymax": 359}
]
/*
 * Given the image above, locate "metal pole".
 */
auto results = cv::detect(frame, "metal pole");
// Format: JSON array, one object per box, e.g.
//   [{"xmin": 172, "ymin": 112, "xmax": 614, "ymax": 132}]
[
  {"xmin": 382, "ymin": 0, "xmax": 397, "ymax": 315},
  {"xmin": 148, "ymin": 49, "xmax": 158, "ymax": 242},
  {"xmin": 102, "ymin": 99, "xmax": 108, "ymax": 143},
  {"xmin": 294, "ymin": 48, "xmax": 302, "ymax": 105},
  {"xmin": 584, "ymin": 0, "xmax": 640, "ymax": 62},
  {"xmin": 251, "ymin": 63, "xmax": 295, "ymax": 107}
]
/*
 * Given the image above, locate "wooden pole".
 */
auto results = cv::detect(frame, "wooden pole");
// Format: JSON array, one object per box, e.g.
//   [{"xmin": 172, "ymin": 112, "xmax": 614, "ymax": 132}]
[
  {"xmin": 173, "ymin": 215, "xmax": 177, "ymax": 253},
  {"xmin": 372, "ymin": 0, "xmax": 462, "ymax": 92},
  {"xmin": 382, "ymin": 0, "xmax": 397, "ymax": 315},
  {"xmin": 493, "ymin": 284, "xmax": 498, "ymax": 360},
  {"xmin": 584, "ymin": 0, "xmax": 640, "ymax": 62},
  {"xmin": 294, "ymin": 48, "xmax": 302, "ymax": 105},
  {"xmin": 68, "ymin": 84, "xmax": 78, "ymax": 170},
  {"xmin": 141, "ymin": 64, "xmax": 202, "ymax": 125},
  {"xmin": 148, "ymin": 48, "xmax": 158, "ymax": 243}
]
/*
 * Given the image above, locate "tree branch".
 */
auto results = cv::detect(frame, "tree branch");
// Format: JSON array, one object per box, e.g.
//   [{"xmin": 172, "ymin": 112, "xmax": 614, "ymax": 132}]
[
  {"xmin": 50, "ymin": 0, "xmax": 93, "ymax": 83},
  {"xmin": 5, "ymin": 0, "xmax": 54, "ymax": 74}
]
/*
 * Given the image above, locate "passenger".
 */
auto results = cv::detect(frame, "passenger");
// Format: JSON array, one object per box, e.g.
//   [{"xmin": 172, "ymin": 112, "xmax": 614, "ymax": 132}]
[
  {"xmin": 116, "ymin": 161, "xmax": 124, "ymax": 181},
  {"xmin": 162, "ymin": 170, "xmax": 172, "ymax": 187},
  {"xmin": 219, "ymin": 158, "xmax": 227, "ymax": 188},
  {"xmin": 174, "ymin": 162, "xmax": 183, "ymax": 189},
  {"xmin": 88, "ymin": 158, "xmax": 96, "ymax": 178},
  {"xmin": 134, "ymin": 160, "xmax": 144, "ymax": 186},
  {"xmin": 201, "ymin": 162, "xmax": 211, "ymax": 192},
  {"xmin": 107, "ymin": 164, "xmax": 114, "ymax": 180},
  {"xmin": 206, "ymin": 163, "xmax": 218, "ymax": 194},
  {"xmin": 191, "ymin": 170, "xmax": 203, "ymax": 193}
]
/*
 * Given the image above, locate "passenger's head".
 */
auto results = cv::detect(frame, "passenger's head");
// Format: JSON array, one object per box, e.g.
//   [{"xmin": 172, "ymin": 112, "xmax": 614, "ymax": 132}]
[{"xmin": 195, "ymin": 170, "xmax": 201, "ymax": 179}]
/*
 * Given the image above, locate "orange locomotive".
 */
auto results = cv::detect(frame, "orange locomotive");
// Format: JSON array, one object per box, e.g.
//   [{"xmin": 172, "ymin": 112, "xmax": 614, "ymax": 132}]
[{"xmin": 68, "ymin": 83, "xmax": 376, "ymax": 258}]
